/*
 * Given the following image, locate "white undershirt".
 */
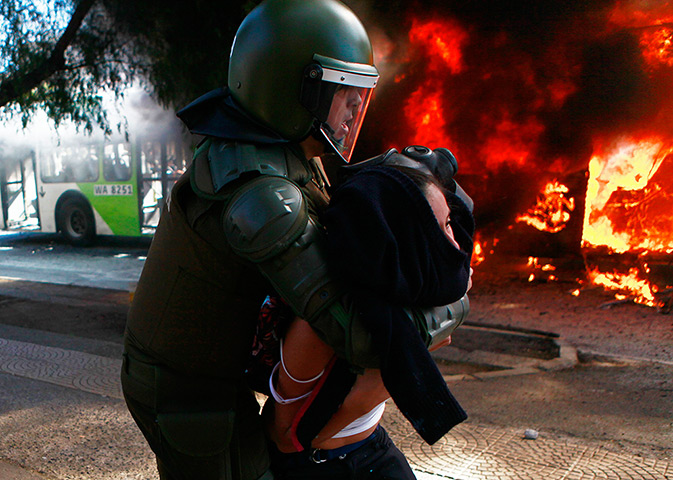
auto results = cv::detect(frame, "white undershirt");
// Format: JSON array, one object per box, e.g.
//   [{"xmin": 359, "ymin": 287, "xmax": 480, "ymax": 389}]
[
  {"xmin": 268, "ymin": 355, "xmax": 386, "ymax": 439},
  {"xmin": 331, "ymin": 401, "xmax": 386, "ymax": 438}
]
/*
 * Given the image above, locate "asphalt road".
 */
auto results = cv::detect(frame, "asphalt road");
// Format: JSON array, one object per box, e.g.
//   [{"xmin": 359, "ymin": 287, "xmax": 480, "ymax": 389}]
[{"xmin": 0, "ymin": 231, "xmax": 149, "ymax": 291}]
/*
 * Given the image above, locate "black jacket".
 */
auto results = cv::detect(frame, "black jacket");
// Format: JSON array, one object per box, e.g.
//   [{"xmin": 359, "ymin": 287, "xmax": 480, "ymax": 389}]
[{"xmin": 322, "ymin": 165, "xmax": 474, "ymax": 444}]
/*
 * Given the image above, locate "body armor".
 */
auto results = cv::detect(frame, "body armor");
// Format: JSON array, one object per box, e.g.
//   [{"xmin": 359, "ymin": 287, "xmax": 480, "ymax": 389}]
[
  {"xmin": 122, "ymin": 137, "xmax": 472, "ymax": 478},
  {"xmin": 122, "ymin": 1, "xmax": 385, "ymax": 478},
  {"xmin": 125, "ymin": 139, "xmax": 352, "ymax": 375}
]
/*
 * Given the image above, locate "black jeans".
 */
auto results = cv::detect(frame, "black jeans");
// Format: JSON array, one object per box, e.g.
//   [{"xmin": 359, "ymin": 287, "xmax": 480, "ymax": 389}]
[{"xmin": 269, "ymin": 426, "xmax": 417, "ymax": 480}]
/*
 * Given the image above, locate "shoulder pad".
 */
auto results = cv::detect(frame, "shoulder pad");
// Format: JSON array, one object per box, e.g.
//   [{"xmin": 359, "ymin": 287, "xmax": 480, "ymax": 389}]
[
  {"xmin": 209, "ymin": 140, "xmax": 288, "ymax": 192},
  {"xmin": 223, "ymin": 175, "xmax": 308, "ymax": 262}
]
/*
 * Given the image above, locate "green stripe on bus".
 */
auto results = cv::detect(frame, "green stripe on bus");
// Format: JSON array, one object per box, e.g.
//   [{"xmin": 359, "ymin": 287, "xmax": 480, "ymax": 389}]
[{"xmin": 78, "ymin": 184, "xmax": 141, "ymax": 236}]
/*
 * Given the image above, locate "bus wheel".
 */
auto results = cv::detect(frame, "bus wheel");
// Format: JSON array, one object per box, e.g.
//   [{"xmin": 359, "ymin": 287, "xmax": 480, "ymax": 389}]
[{"xmin": 57, "ymin": 197, "xmax": 96, "ymax": 246}]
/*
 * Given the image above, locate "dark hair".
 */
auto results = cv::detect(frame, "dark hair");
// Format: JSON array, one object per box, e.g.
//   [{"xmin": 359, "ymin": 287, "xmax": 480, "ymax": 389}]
[
  {"xmin": 383, "ymin": 164, "xmax": 466, "ymax": 217},
  {"xmin": 383, "ymin": 165, "xmax": 445, "ymax": 196}
]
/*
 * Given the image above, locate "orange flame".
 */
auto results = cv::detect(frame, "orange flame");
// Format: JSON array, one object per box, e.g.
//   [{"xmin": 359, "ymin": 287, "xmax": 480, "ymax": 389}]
[
  {"xmin": 516, "ymin": 180, "xmax": 575, "ymax": 233},
  {"xmin": 403, "ymin": 87, "xmax": 450, "ymax": 148},
  {"xmin": 408, "ymin": 18, "xmax": 467, "ymax": 74},
  {"xmin": 582, "ymin": 137, "xmax": 672, "ymax": 306},
  {"xmin": 582, "ymin": 138, "xmax": 673, "ymax": 253},
  {"xmin": 526, "ymin": 257, "xmax": 558, "ymax": 282},
  {"xmin": 479, "ymin": 115, "xmax": 545, "ymax": 170},
  {"xmin": 471, "ymin": 233, "xmax": 498, "ymax": 266},
  {"xmin": 588, "ymin": 267, "xmax": 660, "ymax": 307},
  {"xmin": 472, "ymin": 238, "xmax": 486, "ymax": 266},
  {"xmin": 395, "ymin": 7, "xmax": 673, "ymax": 310},
  {"xmin": 640, "ymin": 27, "xmax": 673, "ymax": 68},
  {"xmin": 608, "ymin": 2, "xmax": 673, "ymax": 69}
]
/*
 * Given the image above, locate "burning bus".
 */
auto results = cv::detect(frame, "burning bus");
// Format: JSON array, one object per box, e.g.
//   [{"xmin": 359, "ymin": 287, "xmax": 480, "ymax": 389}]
[{"xmin": 355, "ymin": 0, "xmax": 673, "ymax": 310}]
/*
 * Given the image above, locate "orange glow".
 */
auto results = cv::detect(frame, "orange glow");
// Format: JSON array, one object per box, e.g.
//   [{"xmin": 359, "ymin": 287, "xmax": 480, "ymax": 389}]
[
  {"xmin": 582, "ymin": 137, "xmax": 672, "ymax": 306},
  {"xmin": 478, "ymin": 115, "xmax": 545, "ymax": 170},
  {"xmin": 548, "ymin": 79, "xmax": 578, "ymax": 109},
  {"xmin": 516, "ymin": 180, "xmax": 575, "ymax": 233},
  {"xmin": 526, "ymin": 257, "xmax": 558, "ymax": 282},
  {"xmin": 608, "ymin": 2, "xmax": 673, "ymax": 30},
  {"xmin": 408, "ymin": 18, "xmax": 467, "ymax": 74},
  {"xmin": 608, "ymin": 2, "xmax": 673, "ymax": 69},
  {"xmin": 392, "ymin": 6, "xmax": 673, "ymax": 310},
  {"xmin": 401, "ymin": 16, "xmax": 550, "ymax": 169},
  {"xmin": 472, "ymin": 238, "xmax": 486, "ymax": 266},
  {"xmin": 579, "ymin": 4, "xmax": 673, "ymax": 307},
  {"xmin": 401, "ymin": 17, "xmax": 468, "ymax": 149},
  {"xmin": 640, "ymin": 27, "xmax": 673, "ymax": 68},
  {"xmin": 403, "ymin": 86, "xmax": 451, "ymax": 148},
  {"xmin": 471, "ymin": 233, "xmax": 498, "ymax": 266}
]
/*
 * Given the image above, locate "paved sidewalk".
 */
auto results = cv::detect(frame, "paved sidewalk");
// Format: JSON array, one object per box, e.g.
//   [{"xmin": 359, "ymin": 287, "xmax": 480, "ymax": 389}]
[
  {"xmin": 2, "ymin": 332, "xmax": 669, "ymax": 480},
  {"xmin": 0, "ymin": 273, "xmax": 671, "ymax": 479}
]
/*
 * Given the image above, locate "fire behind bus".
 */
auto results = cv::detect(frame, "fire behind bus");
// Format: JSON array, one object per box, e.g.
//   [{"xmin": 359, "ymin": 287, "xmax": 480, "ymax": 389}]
[{"xmin": 0, "ymin": 133, "xmax": 192, "ymax": 246}]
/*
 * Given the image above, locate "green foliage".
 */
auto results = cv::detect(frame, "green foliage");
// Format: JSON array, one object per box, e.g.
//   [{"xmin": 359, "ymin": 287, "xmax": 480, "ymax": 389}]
[
  {"xmin": 0, "ymin": 0, "xmax": 140, "ymax": 134},
  {"xmin": 0, "ymin": 0, "xmax": 408, "ymax": 136},
  {"xmin": 0, "ymin": 0, "xmax": 256, "ymax": 134}
]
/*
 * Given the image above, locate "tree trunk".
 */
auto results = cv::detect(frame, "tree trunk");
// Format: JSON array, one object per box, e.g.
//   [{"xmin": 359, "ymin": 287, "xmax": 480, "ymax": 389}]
[{"xmin": 0, "ymin": 0, "xmax": 98, "ymax": 108}]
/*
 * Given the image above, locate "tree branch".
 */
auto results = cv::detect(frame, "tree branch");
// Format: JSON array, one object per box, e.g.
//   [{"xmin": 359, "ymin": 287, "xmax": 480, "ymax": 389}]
[{"xmin": 0, "ymin": 0, "xmax": 98, "ymax": 108}]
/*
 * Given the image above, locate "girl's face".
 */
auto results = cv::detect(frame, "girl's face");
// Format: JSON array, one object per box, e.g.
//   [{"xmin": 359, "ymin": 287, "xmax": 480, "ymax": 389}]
[{"xmin": 424, "ymin": 183, "xmax": 460, "ymax": 250}]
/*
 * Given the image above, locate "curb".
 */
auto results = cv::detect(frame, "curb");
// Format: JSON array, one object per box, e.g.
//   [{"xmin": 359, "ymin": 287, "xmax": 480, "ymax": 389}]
[
  {"xmin": 577, "ymin": 349, "xmax": 673, "ymax": 367},
  {"xmin": 433, "ymin": 326, "xmax": 579, "ymax": 382}
]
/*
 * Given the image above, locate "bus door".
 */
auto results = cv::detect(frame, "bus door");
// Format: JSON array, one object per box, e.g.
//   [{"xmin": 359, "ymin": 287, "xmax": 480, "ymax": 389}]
[
  {"xmin": 0, "ymin": 151, "xmax": 39, "ymax": 231},
  {"xmin": 137, "ymin": 138, "xmax": 188, "ymax": 235}
]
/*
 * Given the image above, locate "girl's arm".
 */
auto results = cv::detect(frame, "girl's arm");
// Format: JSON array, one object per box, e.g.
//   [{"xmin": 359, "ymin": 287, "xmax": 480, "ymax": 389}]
[{"xmin": 266, "ymin": 318, "xmax": 389, "ymax": 451}]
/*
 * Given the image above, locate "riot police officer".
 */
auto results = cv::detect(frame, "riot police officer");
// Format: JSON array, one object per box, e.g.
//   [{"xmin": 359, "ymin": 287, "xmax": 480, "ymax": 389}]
[
  {"xmin": 120, "ymin": 0, "xmax": 472, "ymax": 478},
  {"xmin": 121, "ymin": 1, "xmax": 383, "ymax": 478}
]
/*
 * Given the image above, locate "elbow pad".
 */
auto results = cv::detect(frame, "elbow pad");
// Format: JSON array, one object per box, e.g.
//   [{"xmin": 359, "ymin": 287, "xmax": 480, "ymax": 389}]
[{"xmin": 223, "ymin": 175, "xmax": 341, "ymax": 319}]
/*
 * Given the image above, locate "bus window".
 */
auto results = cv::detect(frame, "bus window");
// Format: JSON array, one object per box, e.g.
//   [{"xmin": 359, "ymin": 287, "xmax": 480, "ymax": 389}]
[
  {"xmin": 103, "ymin": 143, "xmax": 132, "ymax": 182},
  {"xmin": 40, "ymin": 146, "xmax": 99, "ymax": 183}
]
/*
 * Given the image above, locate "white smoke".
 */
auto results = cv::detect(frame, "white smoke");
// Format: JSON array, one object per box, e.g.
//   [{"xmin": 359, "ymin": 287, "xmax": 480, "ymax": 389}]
[{"xmin": 0, "ymin": 85, "xmax": 184, "ymax": 163}]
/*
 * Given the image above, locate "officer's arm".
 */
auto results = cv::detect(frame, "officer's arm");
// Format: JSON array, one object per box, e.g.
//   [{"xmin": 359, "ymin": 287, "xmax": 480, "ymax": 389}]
[
  {"xmin": 222, "ymin": 174, "xmax": 379, "ymax": 368},
  {"xmin": 222, "ymin": 174, "xmax": 470, "ymax": 367}
]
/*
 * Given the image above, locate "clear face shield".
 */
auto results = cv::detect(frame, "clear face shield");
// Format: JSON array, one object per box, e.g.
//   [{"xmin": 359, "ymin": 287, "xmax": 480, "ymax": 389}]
[
  {"xmin": 301, "ymin": 56, "xmax": 379, "ymax": 163},
  {"xmin": 320, "ymin": 84, "xmax": 374, "ymax": 163}
]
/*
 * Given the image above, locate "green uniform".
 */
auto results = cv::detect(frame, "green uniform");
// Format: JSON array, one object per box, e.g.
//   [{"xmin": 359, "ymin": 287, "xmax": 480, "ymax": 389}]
[
  {"xmin": 121, "ymin": 139, "xmax": 376, "ymax": 480},
  {"xmin": 120, "ymin": 0, "xmax": 468, "ymax": 476}
]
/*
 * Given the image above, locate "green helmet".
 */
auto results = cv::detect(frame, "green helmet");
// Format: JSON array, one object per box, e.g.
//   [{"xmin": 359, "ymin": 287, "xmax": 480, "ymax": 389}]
[{"xmin": 228, "ymin": 0, "xmax": 379, "ymax": 162}]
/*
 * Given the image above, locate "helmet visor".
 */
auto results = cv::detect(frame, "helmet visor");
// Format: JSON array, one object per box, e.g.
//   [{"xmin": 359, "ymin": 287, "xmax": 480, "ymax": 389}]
[{"xmin": 319, "ymin": 83, "xmax": 374, "ymax": 163}]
